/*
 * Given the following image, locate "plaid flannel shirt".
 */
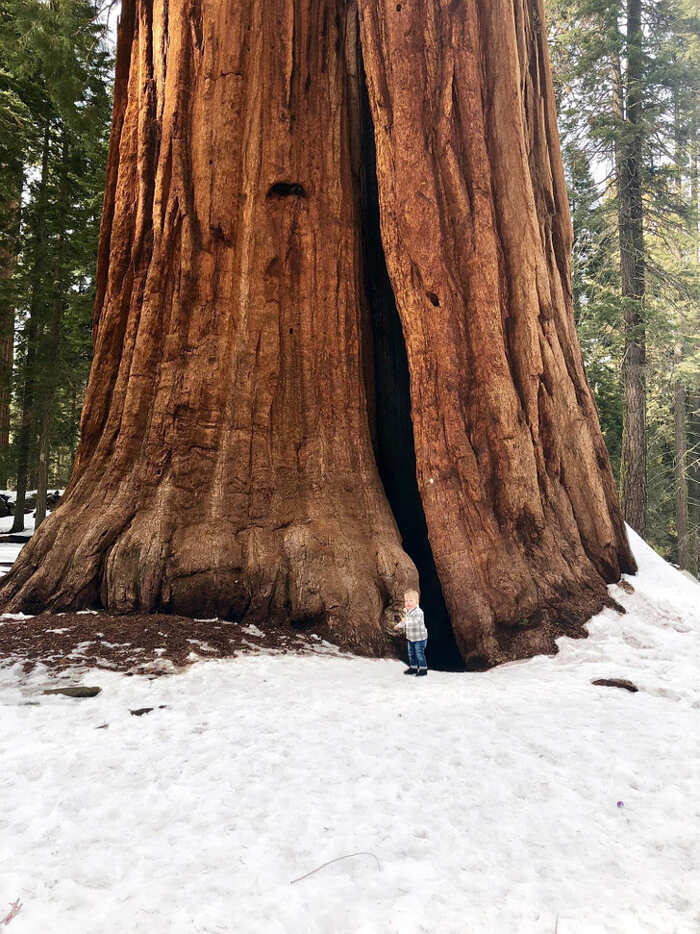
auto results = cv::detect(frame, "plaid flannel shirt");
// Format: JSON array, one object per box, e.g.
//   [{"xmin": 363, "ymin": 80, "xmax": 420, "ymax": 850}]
[{"xmin": 399, "ymin": 605, "xmax": 428, "ymax": 642}]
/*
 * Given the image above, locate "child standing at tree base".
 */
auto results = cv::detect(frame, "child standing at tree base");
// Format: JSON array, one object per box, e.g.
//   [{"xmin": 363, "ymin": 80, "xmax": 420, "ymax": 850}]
[{"xmin": 395, "ymin": 589, "xmax": 428, "ymax": 676}]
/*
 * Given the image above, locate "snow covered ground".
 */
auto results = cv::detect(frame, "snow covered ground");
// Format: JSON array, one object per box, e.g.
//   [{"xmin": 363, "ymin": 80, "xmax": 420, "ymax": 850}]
[
  {"xmin": 0, "ymin": 516, "xmax": 35, "ymax": 574},
  {"xmin": 0, "ymin": 529, "xmax": 698, "ymax": 933}
]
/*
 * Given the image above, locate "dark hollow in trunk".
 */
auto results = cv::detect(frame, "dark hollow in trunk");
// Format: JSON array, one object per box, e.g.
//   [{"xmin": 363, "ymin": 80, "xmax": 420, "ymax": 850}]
[{"xmin": 358, "ymin": 53, "xmax": 462, "ymax": 671}]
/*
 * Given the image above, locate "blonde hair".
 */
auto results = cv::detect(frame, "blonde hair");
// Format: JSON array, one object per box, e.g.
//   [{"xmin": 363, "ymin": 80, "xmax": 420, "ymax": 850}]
[{"xmin": 403, "ymin": 589, "xmax": 420, "ymax": 601}]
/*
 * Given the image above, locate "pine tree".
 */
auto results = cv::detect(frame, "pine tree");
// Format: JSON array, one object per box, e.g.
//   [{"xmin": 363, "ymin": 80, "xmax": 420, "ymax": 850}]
[
  {"xmin": 0, "ymin": 0, "xmax": 112, "ymax": 527},
  {"xmin": 547, "ymin": 0, "xmax": 699, "ymax": 566}
]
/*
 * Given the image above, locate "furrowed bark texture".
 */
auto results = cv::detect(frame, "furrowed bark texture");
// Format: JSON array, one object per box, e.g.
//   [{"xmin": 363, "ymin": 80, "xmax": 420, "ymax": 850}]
[
  {"xmin": 0, "ymin": 0, "xmax": 635, "ymax": 667},
  {"xmin": 357, "ymin": 0, "xmax": 635, "ymax": 662},
  {"xmin": 0, "ymin": 0, "xmax": 417, "ymax": 653}
]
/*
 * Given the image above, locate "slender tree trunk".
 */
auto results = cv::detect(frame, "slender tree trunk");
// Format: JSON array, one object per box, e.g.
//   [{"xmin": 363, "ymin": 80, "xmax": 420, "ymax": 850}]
[
  {"xmin": 690, "ymin": 384, "xmax": 700, "ymax": 577},
  {"xmin": 69, "ymin": 384, "xmax": 79, "ymax": 466},
  {"xmin": 0, "ymin": 298, "xmax": 14, "ymax": 477},
  {"xmin": 11, "ymin": 120, "xmax": 51, "ymax": 533},
  {"xmin": 34, "ymin": 309, "xmax": 63, "ymax": 529},
  {"xmin": 35, "ymin": 418, "xmax": 50, "ymax": 527},
  {"xmin": 690, "ymin": 119, "xmax": 699, "ymax": 576},
  {"xmin": 36, "ymin": 130, "xmax": 70, "ymax": 529},
  {"xmin": 674, "ymin": 347, "xmax": 689, "ymax": 569},
  {"xmin": 0, "ymin": 0, "xmax": 635, "ymax": 667},
  {"xmin": 0, "ymin": 162, "xmax": 22, "ymax": 485},
  {"xmin": 618, "ymin": 0, "xmax": 647, "ymax": 536},
  {"xmin": 670, "ymin": 84, "xmax": 690, "ymax": 571}
]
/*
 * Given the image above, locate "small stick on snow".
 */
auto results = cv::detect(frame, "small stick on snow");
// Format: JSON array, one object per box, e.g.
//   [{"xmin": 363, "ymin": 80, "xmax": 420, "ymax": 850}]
[
  {"xmin": 290, "ymin": 851, "xmax": 381, "ymax": 884},
  {"xmin": 1, "ymin": 900, "xmax": 22, "ymax": 926}
]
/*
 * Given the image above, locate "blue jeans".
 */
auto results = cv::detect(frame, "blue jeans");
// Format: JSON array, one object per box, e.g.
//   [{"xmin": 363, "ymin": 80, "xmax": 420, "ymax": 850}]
[{"xmin": 407, "ymin": 639, "xmax": 427, "ymax": 669}]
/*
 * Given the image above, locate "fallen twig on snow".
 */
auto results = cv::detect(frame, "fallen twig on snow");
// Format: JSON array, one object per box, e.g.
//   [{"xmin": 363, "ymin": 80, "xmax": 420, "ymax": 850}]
[
  {"xmin": 1, "ymin": 900, "xmax": 22, "ymax": 926},
  {"xmin": 290, "ymin": 851, "xmax": 381, "ymax": 884}
]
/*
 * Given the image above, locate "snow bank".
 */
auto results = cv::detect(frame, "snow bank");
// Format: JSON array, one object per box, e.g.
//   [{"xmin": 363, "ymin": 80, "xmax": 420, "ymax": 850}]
[
  {"xmin": 0, "ymin": 489, "xmax": 64, "ymax": 505},
  {"xmin": 0, "ymin": 516, "xmax": 35, "ymax": 534},
  {"xmin": 0, "ymin": 530, "xmax": 698, "ymax": 933}
]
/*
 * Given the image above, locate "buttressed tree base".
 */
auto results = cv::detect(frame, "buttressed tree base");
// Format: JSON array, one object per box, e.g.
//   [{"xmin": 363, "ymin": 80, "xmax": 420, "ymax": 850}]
[{"xmin": 0, "ymin": 0, "xmax": 636, "ymax": 669}]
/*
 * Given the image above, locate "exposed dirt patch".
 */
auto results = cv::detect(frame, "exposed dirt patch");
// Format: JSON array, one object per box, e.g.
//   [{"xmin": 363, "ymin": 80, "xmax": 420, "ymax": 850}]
[
  {"xmin": 0, "ymin": 611, "xmax": 360, "ymax": 678},
  {"xmin": 492, "ymin": 588, "xmax": 625, "ymax": 666}
]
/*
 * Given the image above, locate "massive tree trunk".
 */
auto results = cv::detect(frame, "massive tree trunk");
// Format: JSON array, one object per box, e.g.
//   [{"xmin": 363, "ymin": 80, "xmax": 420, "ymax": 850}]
[{"xmin": 0, "ymin": 0, "xmax": 635, "ymax": 668}]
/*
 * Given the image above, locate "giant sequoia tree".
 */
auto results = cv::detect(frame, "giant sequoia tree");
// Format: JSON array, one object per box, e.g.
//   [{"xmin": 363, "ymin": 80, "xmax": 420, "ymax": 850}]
[{"xmin": 0, "ymin": 0, "xmax": 636, "ymax": 668}]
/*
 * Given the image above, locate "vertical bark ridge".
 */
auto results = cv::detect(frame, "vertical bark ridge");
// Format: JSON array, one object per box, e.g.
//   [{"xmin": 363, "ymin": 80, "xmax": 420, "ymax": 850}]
[
  {"xmin": 92, "ymin": 0, "xmax": 138, "ymax": 336},
  {"xmin": 357, "ymin": 42, "xmax": 462, "ymax": 670}
]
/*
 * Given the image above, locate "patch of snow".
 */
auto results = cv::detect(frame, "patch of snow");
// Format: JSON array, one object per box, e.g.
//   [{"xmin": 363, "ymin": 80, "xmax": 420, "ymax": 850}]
[
  {"xmin": 0, "ymin": 526, "xmax": 698, "ymax": 932},
  {"xmin": 186, "ymin": 640, "xmax": 219, "ymax": 654},
  {"xmin": 0, "ymin": 543, "xmax": 26, "ymax": 570},
  {"xmin": 0, "ymin": 488, "xmax": 64, "ymax": 503},
  {"xmin": 0, "ymin": 514, "xmax": 36, "ymax": 534},
  {"xmin": 139, "ymin": 658, "xmax": 177, "ymax": 674},
  {"xmin": 240, "ymin": 623, "xmax": 264, "ymax": 638}
]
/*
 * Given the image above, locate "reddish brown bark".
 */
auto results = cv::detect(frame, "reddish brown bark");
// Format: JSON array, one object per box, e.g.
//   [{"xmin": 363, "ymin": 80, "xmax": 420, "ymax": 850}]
[
  {"xmin": 0, "ymin": 0, "xmax": 635, "ymax": 667},
  {"xmin": 358, "ymin": 0, "xmax": 635, "ymax": 662}
]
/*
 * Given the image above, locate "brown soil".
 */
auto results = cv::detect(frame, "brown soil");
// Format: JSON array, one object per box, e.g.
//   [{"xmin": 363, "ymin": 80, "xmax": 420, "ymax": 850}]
[
  {"xmin": 0, "ymin": 595, "xmax": 624, "ymax": 679},
  {"xmin": 0, "ymin": 611, "xmax": 374, "ymax": 679}
]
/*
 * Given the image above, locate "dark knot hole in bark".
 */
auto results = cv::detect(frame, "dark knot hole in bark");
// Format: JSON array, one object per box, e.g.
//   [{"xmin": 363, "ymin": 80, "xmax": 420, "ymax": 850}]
[
  {"xmin": 266, "ymin": 181, "xmax": 307, "ymax": 199},
  {"xmin": 357, "ymin": 48, "xmax": 463, "ymax": 672}
]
